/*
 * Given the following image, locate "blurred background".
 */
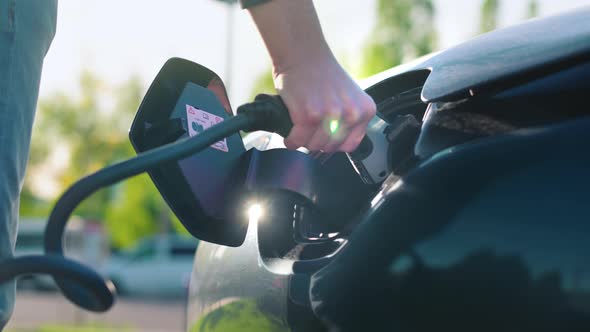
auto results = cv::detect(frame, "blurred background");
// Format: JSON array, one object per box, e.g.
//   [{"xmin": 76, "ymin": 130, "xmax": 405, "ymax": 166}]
[{"xmin": 8, "ymin": 0, "xmax": 590, "ymax": 331}]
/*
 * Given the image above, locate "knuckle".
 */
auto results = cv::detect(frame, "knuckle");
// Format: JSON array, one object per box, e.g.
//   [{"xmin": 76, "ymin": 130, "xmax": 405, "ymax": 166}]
[
  {"xmin": 322, "ymin": 140, "xmax": 340, "ymax": 153},
  {"xmin": 325, "ymin": 107, "xmax": 341, "ymax": 119},
  {"xmin": 363, "ymin": 95, "xmax": 377, "ymax": 109},
  {"xmin": 341, "ymin": 141, "xmax": 359, "ymax": 153},
  {"xmin": 323, "ymin": 145, "xmax": 337, "ymax": 153},
  {"xmin": 360, "ymin": 104, "xmax": 376, "ymax": 122},
  {"xmin": 345, "ymin": 136, "xmax": 364, "ymax": 153},
  {"xmin": 367, "ymin": 102, "xmax": 377, "ymax": 116},
  {"xmin": 341, "ymin": 107, "xmax": 360, "ymax": 125},
  {"xmin": 306, "ymin": 142, "xmax": 323, "ymax": 152},
  {"xmin": 308, "ymin": 139, "xmax": 329, "ymax": 152},
  {"xmin": 284, "ymin": 141, "xmax": 296, "ymax": 150},
  {"xmin": 337, "ymin": 141, "xmax": 353, "ymax": 153},
  {"xmin": 342, "ymin": 145, "xmax": 356, "ymax": 153},
  {"xmin": 305, "ymin": 111, "xmax": 324, "ymax": 125},
  {"xmin": 290, "ymin": 112, "xmax": 306, "ymax": 124},
  {"xmin": 285, "ymin": 139, "xmax": 301, "ymax": 150}
]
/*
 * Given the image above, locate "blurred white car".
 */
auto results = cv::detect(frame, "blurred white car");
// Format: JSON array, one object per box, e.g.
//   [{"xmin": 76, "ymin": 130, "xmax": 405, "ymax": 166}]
[
  {"xmin": 16, "ymin": 218, "xmax": 108, "ymax": 290},
  {"xmin": 101, "ymin": 234, "xmax": 199, "ymax": 298}
]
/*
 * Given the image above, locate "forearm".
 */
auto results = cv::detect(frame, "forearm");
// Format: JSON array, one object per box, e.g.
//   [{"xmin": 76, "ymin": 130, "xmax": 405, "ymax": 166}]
[
  {"xmin": 246, "ymin": 0, "xmax": 335, "ymax": 75},
  {"xmin": 246, "ymin": 0, "xmax": 376, "ymax": 153}
]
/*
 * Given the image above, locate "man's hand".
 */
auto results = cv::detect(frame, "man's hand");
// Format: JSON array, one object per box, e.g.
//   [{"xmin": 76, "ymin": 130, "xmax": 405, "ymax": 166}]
[
  {"xmin": 248, "ymin": 0, "xmax": 376, "ymax": 152},
  {"xmin": 275, "ymin": 54, "xmax": 376, "ymax": 153}
]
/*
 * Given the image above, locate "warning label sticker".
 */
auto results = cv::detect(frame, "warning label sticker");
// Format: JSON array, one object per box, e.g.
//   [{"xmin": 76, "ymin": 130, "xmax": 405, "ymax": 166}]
[{"xmin": 186, "ymin": 104, "xmax": 229, "ymax": 152}]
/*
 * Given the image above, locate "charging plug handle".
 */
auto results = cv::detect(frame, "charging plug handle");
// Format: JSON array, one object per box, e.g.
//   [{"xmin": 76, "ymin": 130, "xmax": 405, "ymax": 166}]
[{"xmin": 238, "ymin": 94, "xmax": 294, "ymax": 137}]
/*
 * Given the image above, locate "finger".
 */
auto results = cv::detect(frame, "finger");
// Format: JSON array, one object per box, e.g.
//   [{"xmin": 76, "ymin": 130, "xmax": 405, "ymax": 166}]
[
  {"xmin": 337, "ymin": 122, "xmax": 366, "ymax": 152},
  {"xmin": 306, "ymin": 124, "xmax": 331, "ymax": 152},
  {"xmin": 280, "ymin": 96, "xmax": 321, "ymax": 150},
  {"xmin": 311, "ymin": 122, "xmax": 349, "ymax": 152},
  {"xmin": 284, "ymin": 124, "xmax": 316, "ymax": 150},
  {"xmin": 306, "ymin": 108, "xmax": 343, "ymax": 151},
  {"xmin": 340, "ymin": 103, "xmax": 362, "ymax": 129},
  {"xmin": 337, "ymin": 102, "xmax": 375, "ymax": 152},
  {"xmin": 320, "ymin": 104, "xmax": 360, "ymax": 152},
  {"xmin": 321, "ymin": 129, "xmax": 349, "ymax": 152}
]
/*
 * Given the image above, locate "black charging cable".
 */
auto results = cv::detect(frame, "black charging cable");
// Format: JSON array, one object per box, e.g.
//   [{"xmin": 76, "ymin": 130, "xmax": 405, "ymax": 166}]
[{"xmin": 0, "ymin": 95, "xmax": 291, "ymax": 312}]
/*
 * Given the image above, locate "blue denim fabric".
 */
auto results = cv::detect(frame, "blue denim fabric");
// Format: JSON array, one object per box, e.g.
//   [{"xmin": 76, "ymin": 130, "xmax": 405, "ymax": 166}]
[{"xmin": 0, "ymin": 0, "xmax": 57, "ymax": 327}]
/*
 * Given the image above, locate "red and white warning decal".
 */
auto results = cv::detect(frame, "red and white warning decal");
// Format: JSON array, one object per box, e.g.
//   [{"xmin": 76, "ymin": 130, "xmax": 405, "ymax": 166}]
[{"xmin": 186, "ymin": 104, "xmax": 229, "ymax": 152}]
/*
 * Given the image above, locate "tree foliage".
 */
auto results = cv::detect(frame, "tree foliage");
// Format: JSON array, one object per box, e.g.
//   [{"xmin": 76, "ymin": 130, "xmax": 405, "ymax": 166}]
[
  {"xmin": 527, "ymin": 0, "xmax": 539, "ymax": 19},
  {"xmin": 249, "ymin": 68, "xmax": 275, "ymax": 101},
  {"xmin": 480, "ymin": 0, "xmax": 500, "ymax": 34},
  {"xmin": 479, "ymin": 0, "xmax": 539, "ymax": 35},
  {"xmin": 21, "ymin": 71, "xmax": 185, "ymax": 249},
  {"xmin": 250, "ymin": 0, "xmax": 437, "ymax": 96},
  {"xmin": 359, "ymin": 0, "xmax": 436, "ymax": 78}
]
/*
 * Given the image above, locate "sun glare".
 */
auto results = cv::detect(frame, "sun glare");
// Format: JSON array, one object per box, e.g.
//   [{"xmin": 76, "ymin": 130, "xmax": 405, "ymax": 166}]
[{"xmin": 247, "ymin": 203, "xmax": 264, "ymax": 222}]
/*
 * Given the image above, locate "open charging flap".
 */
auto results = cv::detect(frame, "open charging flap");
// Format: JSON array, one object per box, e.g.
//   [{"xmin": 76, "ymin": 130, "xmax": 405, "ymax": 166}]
[
  {"xmin": 129, "ymin": 58, "xmax": 253, "ymax": 246},
  {"xmin": 129, "ymin": 58, "xmax": 374, "ymax": 246},
  {"xmin": 129, "ymin": 58, "xmax": 345, "ymax": 247}
]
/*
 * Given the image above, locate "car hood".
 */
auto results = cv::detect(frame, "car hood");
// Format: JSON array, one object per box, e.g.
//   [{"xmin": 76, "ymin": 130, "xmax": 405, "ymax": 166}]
[{"xmin": 362, "ymin": 7, "xmax": 590, "ymax": 103}]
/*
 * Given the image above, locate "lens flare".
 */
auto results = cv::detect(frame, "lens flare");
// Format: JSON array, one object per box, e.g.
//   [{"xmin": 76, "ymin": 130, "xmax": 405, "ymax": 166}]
[
  {"xmin": 329, "ymin": 120, "xmax": 339, "ymax": 135},
  {"xmin": 247, "ymin": 203, "xmax": 264, "ymax": 222}
]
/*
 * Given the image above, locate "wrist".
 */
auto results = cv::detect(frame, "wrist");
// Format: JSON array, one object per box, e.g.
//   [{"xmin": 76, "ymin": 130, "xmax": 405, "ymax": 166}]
[
  {"xmin": 248, "ymin": 0, "xmax": 335, "ymax": 76},
  {"xmin": 272, "ymin": 44, "xmax": 336, "ymax": 78}
]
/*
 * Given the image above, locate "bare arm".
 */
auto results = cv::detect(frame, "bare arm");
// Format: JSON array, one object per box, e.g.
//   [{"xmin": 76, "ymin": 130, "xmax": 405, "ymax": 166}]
[{"xmin": 247, "ymin": 0, "xmax": 376, "ymax": 152}]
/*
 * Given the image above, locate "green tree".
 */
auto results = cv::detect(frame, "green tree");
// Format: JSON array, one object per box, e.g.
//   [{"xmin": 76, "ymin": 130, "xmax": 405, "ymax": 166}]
[
  {"xmin": 250, "ymin": 0, "xmax": 437, "ymax": 95},
  {"xmin": 480, "ymin": 0, "xmax": 499, "ymax": 33},
  {"xmin": 22, "ymin": 72, "xmax": 185, "ymax": 249},
  {"xmin": 249, "ymin": 68, "xmax": 276, "ymax": 100},
  {"xmin": 527, "ymin": 0, "xmax": 539, "ymax": 19},
  {"xmin": 359, "ymin": 0, "xmax": 436, "ymax": 78}
]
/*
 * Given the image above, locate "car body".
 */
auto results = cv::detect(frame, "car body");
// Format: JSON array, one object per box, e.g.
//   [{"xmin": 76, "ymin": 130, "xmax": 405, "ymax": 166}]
[
  {"xmin": 101, "ymin": 234, "xmax": 198, "ymax": 298},
  {"xmin": 16, "ymin": 218, "xmax": 107, "ymax": 290},
  {"xmin": 185, "ymin": 8, "xmax": 590, "ymax": 331}
]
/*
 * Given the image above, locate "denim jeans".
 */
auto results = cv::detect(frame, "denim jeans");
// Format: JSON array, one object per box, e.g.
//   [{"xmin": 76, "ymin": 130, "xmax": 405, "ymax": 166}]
[{"xmin": 0, "ymin": 0, "xmax": 57, "ymax": 327}]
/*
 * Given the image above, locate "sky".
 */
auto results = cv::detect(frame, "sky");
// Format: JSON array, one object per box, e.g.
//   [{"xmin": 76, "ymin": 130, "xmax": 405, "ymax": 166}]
[
  {"xmin": 39, "ymin": 0, "xmax": 590, "ymax": 107},
  {"xmin": 28, "ymin": 0, "xmax": 590, "ymax": 198}
]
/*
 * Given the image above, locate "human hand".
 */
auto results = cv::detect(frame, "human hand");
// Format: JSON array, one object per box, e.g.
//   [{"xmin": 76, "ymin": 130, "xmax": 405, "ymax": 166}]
[
  {"xmin": 274, "ymin": 56, "xmax": 376, "ymax": 153},
  {"xmin": 246, "ymin": 0, "xmax": 375, "ymax": 152}
]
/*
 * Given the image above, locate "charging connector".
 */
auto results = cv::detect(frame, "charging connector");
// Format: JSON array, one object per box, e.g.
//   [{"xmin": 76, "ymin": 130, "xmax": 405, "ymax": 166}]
[{"xmin": 0, "ymin": 94, "xmax": 294, "ymax": 312}]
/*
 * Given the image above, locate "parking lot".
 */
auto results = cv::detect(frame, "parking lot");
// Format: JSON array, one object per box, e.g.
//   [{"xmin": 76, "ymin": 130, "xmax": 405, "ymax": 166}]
[{"xmin": 5, "ymin": 291, "xmax": 186, "ymax": 332}]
